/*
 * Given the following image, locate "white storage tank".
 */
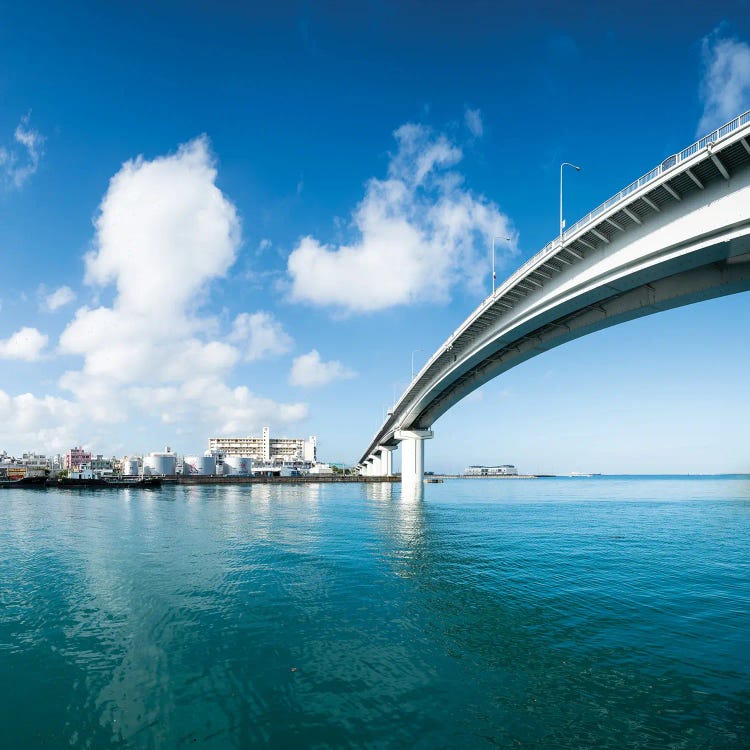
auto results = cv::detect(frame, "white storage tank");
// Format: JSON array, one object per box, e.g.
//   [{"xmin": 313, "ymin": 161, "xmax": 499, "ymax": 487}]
[
  {"xmin": 183, "ymin": 455, "xmax": 216, "ymax": 476},
  {"xmin": 223, "ymin": 455, "xmax": 252, "ymax": 476},
  {"xmin": 144, "ymin": 451, "xmax": 177, "ymax": 476},
  {"xmin": 121, "ymin": 458, "xmax": 140, "ymax": 476}
]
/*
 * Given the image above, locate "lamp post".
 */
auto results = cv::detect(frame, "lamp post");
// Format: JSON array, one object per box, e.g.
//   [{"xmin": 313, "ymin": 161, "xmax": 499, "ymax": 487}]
[
  {"xmin": 411, "ymin": 349, "xmax": 423, "ymax": 381},
  {"xmin": 560, "ymin": 162, "xmax": 581, "ymax": 248},
  {"xmin": 491, "ymin": 236, "xmax": 511, "ymax": 294}
]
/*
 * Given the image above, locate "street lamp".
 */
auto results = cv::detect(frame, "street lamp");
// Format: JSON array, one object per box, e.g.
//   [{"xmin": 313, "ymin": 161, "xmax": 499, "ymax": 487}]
[
  {"xmin": 411, "ymin": 349, "xmax": 423, "ymax": 381},
  {"xmin": 560, "ymin": 162, "xmax": 581, "ymax": 248},
  {"xmin": 491, "ymin": 236, "xmax": 511, "ymax": 294}
]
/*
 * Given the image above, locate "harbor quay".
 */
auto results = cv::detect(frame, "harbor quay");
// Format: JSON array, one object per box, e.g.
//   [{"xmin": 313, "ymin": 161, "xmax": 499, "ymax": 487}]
[{"xmin": 172, "ymin": 474, "xmax": 399, "ymax": 485}]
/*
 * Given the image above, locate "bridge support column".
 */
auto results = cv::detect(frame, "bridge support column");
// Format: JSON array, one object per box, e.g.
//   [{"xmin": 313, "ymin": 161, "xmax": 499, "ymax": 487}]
[
  {"xmin": 395, "ymin": 430, "xmax": 433, "ymax": 486},
  {"xmin": 370, "ymin": 454, "xmax": 382, "ymax": 476},
  {"xmin": 378, "ymin": 446, "xmax": 395, "ymax": 477}
]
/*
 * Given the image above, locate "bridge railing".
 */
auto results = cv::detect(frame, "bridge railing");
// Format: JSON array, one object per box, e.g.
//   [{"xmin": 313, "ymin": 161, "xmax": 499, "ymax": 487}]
[
  {"xmin": 461, "ymin": 109, "xmax": 750, "ymax": 333},
  {"xmin": 565, "ymin": 110, "xmax": 750, "ymax": 240},
  {"xmin": 375, "ymin": 109, "xmax": 750, "ymax": 454}
]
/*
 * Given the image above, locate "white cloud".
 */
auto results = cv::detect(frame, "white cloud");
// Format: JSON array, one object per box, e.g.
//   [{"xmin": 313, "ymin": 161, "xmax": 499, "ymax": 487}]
[
  {"xmin": 43, "ymin": 285, "xmax": 76, "ymax": 312},
  {"xmin": 464, "ymin": 108, "xmax": 483, "ymax": 138},
  {"xmin": 289, "ymin": 349, "xmax": 355, "ymax": 387},
  {"xmin": 128, "ymin": 379, "xmax": 308, "ymax": 434},
  {"xmin": 0, "ymin": 389, "xmax": 78, "ymax": 452},
  {"xmin": 0, "ymin": 327, "xmax": 48, "ymax": 360},
  {"xmin": 82, "ymin": 136, "xmax": 240, "ymax": 321},
  {"xmin": 697, "ymin": 31, "xmax": 750, "ymax": 135},
  {"xmin": 230, "ymin": 311, "xmax": 293, "ymax": 361},
  {"xmin": 0, "ymin": 135, "xmax": 312, "ymax": 448},
  {"xmin": 0, "ymin": 114, "xmax": 44, "ymax": 189},
  {"xmin": 59, "ymin": 136, "xmax": 242, "ymax": 385},
  {"xmin": 287, "ymin": 121, "xmax": 516, "ymax": 313}
]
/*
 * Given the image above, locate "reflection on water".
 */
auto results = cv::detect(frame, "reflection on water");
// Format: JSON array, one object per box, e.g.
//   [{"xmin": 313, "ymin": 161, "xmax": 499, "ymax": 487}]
[
  {"xmin": 0, "ymin": 478, "xmax": 748, "ymax": 748},
  {"xmin": 363, "ymin": 481, "xmax": 395, "ymax": 504},
  {"xmin": 368, "ymin": 483, "xmax": 427, "ymax": 576},
  {"xmin": 399, "ymin": 479, "xmax": 424, "ymax": 503}
]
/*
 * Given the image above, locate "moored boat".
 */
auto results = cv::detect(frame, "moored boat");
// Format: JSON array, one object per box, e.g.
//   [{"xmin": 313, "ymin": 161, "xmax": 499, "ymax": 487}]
[
  {"xmin": 47, "ymin": 476, "xmax": 162, "ymax": 489},
  {"xmin": 0, "ymin": 474, "xmax": 48, "ymax": 489}
]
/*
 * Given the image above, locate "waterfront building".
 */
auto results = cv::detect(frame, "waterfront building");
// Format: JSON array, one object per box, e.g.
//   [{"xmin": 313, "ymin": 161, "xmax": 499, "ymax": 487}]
[
  {"xmin": 464, "ymin": 465, "xmax": 518, "ymax": 476},
  {"xmin": 22, "ymin": 452, "xmax": 48, "ymax": 464},
  {"xmin": 308, "ymin": 463, "xmax": 334, "ymax": 475},
  {"xmin": 64, "ymin": 447, "xmax": 91, "ymax": 470},
  {"xmin": 208, "ymin": 427, "xmax": 316, "ymax": 463},
  {"xmin": 251, "ymin": 464, "xmax": 296, "ymax": 478},
  {"xmin": 90, "ymin": 454, "xmax": 116, "ymax": 472},
  {"xmin": 0, "ymin": 452, "xmax": 49, "ymax": 479}
]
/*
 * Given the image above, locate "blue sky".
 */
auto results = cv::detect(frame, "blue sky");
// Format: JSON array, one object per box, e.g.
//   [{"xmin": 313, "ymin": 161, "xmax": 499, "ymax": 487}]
[{"xmin": 1, "ymin": 0, "xmax": 750, "ymax": 473}]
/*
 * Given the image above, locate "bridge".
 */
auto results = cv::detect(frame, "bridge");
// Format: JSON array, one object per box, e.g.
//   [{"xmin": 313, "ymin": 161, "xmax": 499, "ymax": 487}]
[{"xmin": 357, "ymin": 110, "xmax": 750, "ymax": 485}]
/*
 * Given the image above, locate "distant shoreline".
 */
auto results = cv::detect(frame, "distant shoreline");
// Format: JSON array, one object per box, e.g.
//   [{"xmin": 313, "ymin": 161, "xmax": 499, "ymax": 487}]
[
  {"xmin": 434, "ymin": 474, "xmax": 544, "ymax": 479},
  {"xmin": 433, "ymin": 473, "xmax": 750, "ymax": 479}
]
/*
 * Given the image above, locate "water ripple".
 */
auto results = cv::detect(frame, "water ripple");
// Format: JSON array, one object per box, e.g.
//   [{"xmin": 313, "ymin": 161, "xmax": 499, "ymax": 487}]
[{"xmin": 0, "ymin": 477, "xmax": 748, "ymax": 747}]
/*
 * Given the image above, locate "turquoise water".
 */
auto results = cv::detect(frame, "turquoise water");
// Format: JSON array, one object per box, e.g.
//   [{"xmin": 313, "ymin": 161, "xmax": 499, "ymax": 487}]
[{"xmin": 0, "ymin": 477, "xmax": 748, "ymax": 748}]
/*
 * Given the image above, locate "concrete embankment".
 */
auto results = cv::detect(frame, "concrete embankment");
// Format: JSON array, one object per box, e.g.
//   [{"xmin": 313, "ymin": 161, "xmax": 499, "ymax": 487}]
[{"xmin": 170, "ymin": 475, "xmax": 400, "ymax": 485}]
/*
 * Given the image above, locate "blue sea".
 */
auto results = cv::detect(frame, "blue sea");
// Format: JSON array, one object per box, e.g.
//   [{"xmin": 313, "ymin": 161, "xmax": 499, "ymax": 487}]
[{"xmin": 1, "ymin": 476, "xmax": 748, "ymax": 748}]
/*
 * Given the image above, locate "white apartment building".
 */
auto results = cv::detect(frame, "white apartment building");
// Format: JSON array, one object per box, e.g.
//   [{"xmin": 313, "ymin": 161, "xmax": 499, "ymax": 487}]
[{"xmin": 208, "ymin": 427, "xmax": 316, "ymax": 463}]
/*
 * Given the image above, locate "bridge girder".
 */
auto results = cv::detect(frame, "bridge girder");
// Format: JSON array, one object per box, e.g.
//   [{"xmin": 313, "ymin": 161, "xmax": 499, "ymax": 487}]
[{"xmin": 415, "ymin": 250, "xmax": 750, "ymax": 428}]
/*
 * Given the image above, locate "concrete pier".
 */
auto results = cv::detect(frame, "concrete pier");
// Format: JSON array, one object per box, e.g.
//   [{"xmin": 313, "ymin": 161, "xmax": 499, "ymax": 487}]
[
  {"xmin": 379, "ymin": 446, "xmax": 395, "ymax": 477},
  {"xmin": 395, "ymin": 429, "xmax": 433, "ymax": 486}
]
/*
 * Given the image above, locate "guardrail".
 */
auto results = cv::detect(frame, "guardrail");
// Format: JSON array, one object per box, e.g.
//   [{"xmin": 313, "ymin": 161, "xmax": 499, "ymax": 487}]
[
  {"xmin": 565, "ymin": 109, "xmax": 750, "ymax": 239},
  {"xmin": 447, "ymin": 109, "xmax": 750, "ymax": 352}
]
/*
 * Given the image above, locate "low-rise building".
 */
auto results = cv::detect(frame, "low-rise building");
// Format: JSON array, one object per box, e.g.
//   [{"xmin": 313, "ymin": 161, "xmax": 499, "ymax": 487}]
[
  {"xmin": 464, "ymin": 464, "xmax": 518, "ymax": 476},
  {"xmin": 65, "ymin": 447, "xmax": 91, "ymax": 470},
  {"xmin": 0, "ymin": 452, "xmax": 50, "ymax": 479},
  {"xmin": 90, "ymin": 454, "xmax": 116, "ymax": 471},
  {"xmin": 308, "ymin": 463, "xmax": 334, "ymax": 475}
]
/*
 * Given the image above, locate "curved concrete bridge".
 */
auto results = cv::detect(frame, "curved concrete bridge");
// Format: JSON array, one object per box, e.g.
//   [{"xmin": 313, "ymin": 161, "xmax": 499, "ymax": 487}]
[{"xmin": 358, "ymin": 110, "xmax": 750, "ymax": 484}]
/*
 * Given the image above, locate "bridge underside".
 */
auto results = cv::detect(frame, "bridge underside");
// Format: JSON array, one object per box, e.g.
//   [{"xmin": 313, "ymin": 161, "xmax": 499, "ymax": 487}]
[{"xmin": 414, "ymin": 244, "xmax": 750, "ymax": 428}]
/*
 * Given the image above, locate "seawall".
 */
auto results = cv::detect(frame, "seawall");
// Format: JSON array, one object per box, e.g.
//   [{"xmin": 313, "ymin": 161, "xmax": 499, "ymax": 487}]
[{"xmin": 171, "ymin": 475, "xmax": 400, "ymax": 485}]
